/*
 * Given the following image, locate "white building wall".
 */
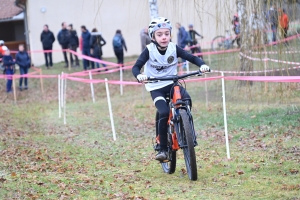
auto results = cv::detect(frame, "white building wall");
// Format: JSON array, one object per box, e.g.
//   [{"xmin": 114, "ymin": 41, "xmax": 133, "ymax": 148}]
[{"xmin": 26, "ymin": 0, "xmax": 236, "ymax": 66}]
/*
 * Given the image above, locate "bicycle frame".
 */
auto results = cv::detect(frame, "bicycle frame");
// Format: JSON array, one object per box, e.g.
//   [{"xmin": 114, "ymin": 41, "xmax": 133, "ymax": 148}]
[{"xmin": 151, "ymin": 71, "xmax": 200, "ymax": 151}]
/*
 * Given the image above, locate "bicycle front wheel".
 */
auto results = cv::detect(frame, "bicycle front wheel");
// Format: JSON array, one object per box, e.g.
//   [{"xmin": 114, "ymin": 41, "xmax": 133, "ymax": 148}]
[{"xmin": 179, "ymin": 109, "xmax": 197, "ymax": 181}]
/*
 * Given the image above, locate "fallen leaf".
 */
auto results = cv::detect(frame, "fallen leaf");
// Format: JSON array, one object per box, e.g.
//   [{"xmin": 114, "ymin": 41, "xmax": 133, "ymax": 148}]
[{"xmin": 237, "ymin": 170, "xmax": 244, "ymax": 175}]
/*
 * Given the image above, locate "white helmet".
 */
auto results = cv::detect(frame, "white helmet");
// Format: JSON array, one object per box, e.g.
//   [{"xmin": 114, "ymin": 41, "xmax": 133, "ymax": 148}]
[
  {"xmin": 148, "ymin": 17, "xmax": 172, "ymax": 38},
  {"xmin": 0, "ymin": 40, "xmax": 4, "ymax": 45}
]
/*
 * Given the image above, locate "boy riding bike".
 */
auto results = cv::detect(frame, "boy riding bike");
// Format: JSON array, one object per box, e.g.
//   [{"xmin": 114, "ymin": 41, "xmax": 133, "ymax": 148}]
[{"xmin": 131, "ymin": 17, "xmax": 210, "ymax": 161}]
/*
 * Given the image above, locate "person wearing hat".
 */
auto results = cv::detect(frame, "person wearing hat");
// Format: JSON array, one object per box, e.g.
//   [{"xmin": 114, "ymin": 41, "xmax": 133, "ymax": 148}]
[
  {"xmin": 188, "ymin": 24, "xmax": 204, "ymax": 60},
  {"xmin": 2, "ymin": 48, "xmax": 15, "ymax": 93},
  {"xmin": 0, "ymin": 40, "xmax": 8, "ymax": 58}
]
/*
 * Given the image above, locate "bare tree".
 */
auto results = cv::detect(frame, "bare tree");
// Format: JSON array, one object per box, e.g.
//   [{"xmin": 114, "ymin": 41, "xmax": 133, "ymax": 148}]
[{"xmin": 149, "ymin": 0, "xmax": 159, "ymax": 20}]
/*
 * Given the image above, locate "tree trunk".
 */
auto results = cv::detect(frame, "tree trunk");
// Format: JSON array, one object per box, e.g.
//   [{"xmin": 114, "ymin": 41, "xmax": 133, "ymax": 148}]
[
  {"xmin": 149, "ymin": 0, "xmax": 159, "ymax": 20},
  {"xmin": 236, "ymin": 0, "xmax": 253, "ymax": 86}
]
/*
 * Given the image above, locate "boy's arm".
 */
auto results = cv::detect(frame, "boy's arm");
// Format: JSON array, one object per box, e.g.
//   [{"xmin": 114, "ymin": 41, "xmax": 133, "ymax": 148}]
[
  {"xmin": 132, "ymin": 48, "xmax": 149, "ymax": 78},
  {"xmin": 176, "ymin": 45, "xmax": 205, "ymax": 66}
]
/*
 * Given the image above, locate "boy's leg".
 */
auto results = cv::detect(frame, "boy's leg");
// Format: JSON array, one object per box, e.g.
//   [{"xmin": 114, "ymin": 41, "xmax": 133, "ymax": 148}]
[{"xmin": 151, "ymin": 85, "xmax": 173, "ymax": 161}]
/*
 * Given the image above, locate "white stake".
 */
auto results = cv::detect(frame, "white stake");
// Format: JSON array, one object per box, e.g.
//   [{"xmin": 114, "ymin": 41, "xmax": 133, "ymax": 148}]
[
  {"xmin": 204, "ymin": 74, "xmax": 208, "ymax": 108},
  {"xmin": 221, "ymin": 72, "xmax": 230, "ymax": 159},
  {"xmin": 142, "ymin": 85, "xmax": 145, "ymax": 104},
  {"xmin": 186, "ymin": 61, "xmax": 189, "ymax": 73},
  {"xmin": 89, "ymin": 71, "xmax": 95, "ymax": 103},
  {"xmin": 58, "ymin": 75, "xmax": 61, "ymax": 118},
  {"xmin": 61, "ymin": 72, "xmax": 64, "ymax": 108},
  {"xmin": 120, "ymin": 65, "xmax": 123, "ymax": 95},
  {"xmin": 63, "ymin": 75, "xmax": 67, "ymax": 125},
  {"xmin": 105, "ymin": 78, "xmax": 116, "ymax": 141}
]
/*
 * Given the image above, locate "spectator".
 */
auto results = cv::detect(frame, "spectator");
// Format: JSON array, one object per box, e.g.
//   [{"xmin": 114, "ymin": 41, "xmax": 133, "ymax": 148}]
[
  {"xmin": 268, "ymin": 4, "xmax": 279, "ymax": 43},
  {"xmin": 57, "ymin": 22, "xmax": 70, "ymax": 67},
  {"xmin": 2, "ymin": 49, "xmax": 15, "ymax": 93},
  {"xmin": 90, "ymin": 28, "xmax": 107, "ymax": 69},
  {"xmin": 175, "ymin": 23, "xmax": 188, "ymax": 68},
  {"xmin": 0, "ymin": 40, "xmax": 8, "ymax": 58},
  {"xmin": 175, "ymin": 23, "xmax": 188, "ymax": 49},
  {"xmin": 81, "ymin": 25, "xmax": 92, "ymax": 70},
  {"xmin": 188, "ymin": 24, "xmax": 203, "ymax": 59},
  {"xmin": 112, "ymin": 29, "xmax": 127, "ymax": 67},
  {"xmin": 231, "ymin": 13, "xmax": 241, "ymax": 48},
  {"xmin": 279, "ymin": 8, "xmax": 289, "ymax": 46},
  {"xmin": 40, "ymin": 25, "xmax": 55, "ymax": 69},
  {"xmin": 15, "ymin": 44, "xmax": 30, "ymax": 91},
  {"xmin": 140, "ymin": 27, "xmax": 151, "ymax": 52},
  {"xmin": 67, "ymin": 24, "xmax": 80, "ymax": 67}
]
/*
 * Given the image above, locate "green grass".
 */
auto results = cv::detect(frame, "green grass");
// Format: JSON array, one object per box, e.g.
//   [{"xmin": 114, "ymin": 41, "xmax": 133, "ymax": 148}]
[{"xmin": 0, "ymin": 43, "xmax": 300, "ymax": 199}]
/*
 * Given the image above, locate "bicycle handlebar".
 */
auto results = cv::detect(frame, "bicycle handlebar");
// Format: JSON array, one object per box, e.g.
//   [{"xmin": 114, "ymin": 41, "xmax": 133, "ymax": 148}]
[{"xmin": 146, "ymin": 70, "xmax": 210, "ymax": 82}]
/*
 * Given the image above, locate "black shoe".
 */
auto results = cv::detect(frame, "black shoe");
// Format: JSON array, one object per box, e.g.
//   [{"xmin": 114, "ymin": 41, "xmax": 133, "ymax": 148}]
[
  {"xmin": 153, "ymin": 143, "xmax": 160, "ymax": 151},
  {"xmin": 19, "ymin": 87, "xmax": 23, "ymax": 91},
  {"xmin": 155, "ymin": 150, "xmax": 167, "ymax": 161}
]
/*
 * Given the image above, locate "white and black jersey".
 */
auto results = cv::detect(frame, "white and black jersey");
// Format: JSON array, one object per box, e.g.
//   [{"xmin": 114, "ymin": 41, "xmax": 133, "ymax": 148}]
[{"xmin": 132, "ymin": 41, "xmax": 205, "ymax": 91}]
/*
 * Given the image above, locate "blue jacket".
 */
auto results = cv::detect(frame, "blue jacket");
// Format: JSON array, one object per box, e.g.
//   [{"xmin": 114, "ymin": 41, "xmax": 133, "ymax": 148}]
[
  {"xmin": 81, "ymin": 30, "xmax": 91, "ymax": 50},
  {"xmin": 16, "ymin": 51, "xmax": 30, "ymax": 68},
  {"xmin": 3, "ymin": 55, "xmax": 15, "ymax": 68},
  {"xmin": 177, "ymin": 26, "xmax": 188, "ymax": 48}
]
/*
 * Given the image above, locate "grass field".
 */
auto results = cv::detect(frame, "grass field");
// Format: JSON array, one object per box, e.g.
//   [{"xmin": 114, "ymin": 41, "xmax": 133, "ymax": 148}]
[{"xmin": 0, "ymin": 43, "xmax": 300, "ymax": 199}]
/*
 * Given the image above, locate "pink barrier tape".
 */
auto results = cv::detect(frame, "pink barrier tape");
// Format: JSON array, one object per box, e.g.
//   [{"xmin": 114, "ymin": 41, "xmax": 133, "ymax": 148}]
[
  {"xmin": 212, "ymin": 65, "xmax": 300, "ymax": 74},
  {"xmin": 64, "ymin": 75, "xmax": 300, "ymax": 84},
  {"xmin": 240, "ymin": 52, "xmax": 300, "ymax": 65},
  {"xmin": 265, "ymin": 33, "xmax": 300, "ymax": 46},
  {"xmin": 252, "ymin": 50, "xmax": 300, "ymax": 55},
  {"xmin": 0, "ymin": 74, "xmax": 58, "ymax": 79},
  {"xmin": 193, "ymin": 48, "xmax": 240, "ymax": 56},
  {"xmin": 225, "ymin": 76, "xmax": 300, "ymax": 82},
  {"xmin": 69, "ymin": 50, "xmax": 119, "ymax": 66}
]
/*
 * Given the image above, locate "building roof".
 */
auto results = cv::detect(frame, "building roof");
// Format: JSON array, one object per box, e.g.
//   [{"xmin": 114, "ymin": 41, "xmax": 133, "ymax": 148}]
[{"xmin": 0, "ymin": 0, "xmax": 23, "ymax": 21}]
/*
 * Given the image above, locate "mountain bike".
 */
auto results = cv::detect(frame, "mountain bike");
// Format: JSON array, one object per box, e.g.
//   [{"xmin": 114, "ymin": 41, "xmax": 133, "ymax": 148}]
[
  {"xmin": 211, "ymin": 30, "xmax": 234, "ymax": 51},
  {"xmin": 148, "ymin": 71, "xmax": 203, "ymax": 181}
]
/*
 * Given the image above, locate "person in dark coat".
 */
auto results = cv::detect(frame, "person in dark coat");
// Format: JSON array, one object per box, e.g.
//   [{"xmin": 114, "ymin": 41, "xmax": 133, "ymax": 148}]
[
  {"xmin": 112, "ymin": 29, "xmax": 127, "ymax": 67},
  {"xmin": 268, "ymin": 4, "xmax": 279, "ymax": 43},
  {"xmin": 15, "ymin": 44, "xmax": 30, "ymax": 91},
  {"xmin": 40, "ymin": 24, "xmax": 55, "ymax": 68},
  {"xmin": 90, "ymin": 28, "xmax": 106, "ymax": 68},
  {"xmin": 57, "ymin": 22, "xmax": 70, "ymax": 67},
  {"xmin": 81, "ymin": 25, "xmax": 92, "ymax": 70},
  {"xmin": 67, "ymin": 24, "xmax": 80, "ymax": 67},
  {"xmin": 140, "ymin": 27, "xmax": 151, "ymax": 52},
  {"xmin": 188, "ymin": 24, "xmax": 204, "ymax": 59},
  {"xmin": 2, "ymin": 49, "xmax": 15, "ymax": 93}
]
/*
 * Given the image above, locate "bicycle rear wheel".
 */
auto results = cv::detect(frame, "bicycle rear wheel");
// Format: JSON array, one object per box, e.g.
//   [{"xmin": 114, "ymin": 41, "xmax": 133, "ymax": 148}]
[
  {"xmin": 155, "ymin": 111, "xmax": 176, "ymax": 174},
  {"xmin": 211, "ymin": 35, "xmax": 230, "ymax": 51},
  {"xmin": 179, "ymin": 109, "xmax": 197, "ymax": 181}
]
